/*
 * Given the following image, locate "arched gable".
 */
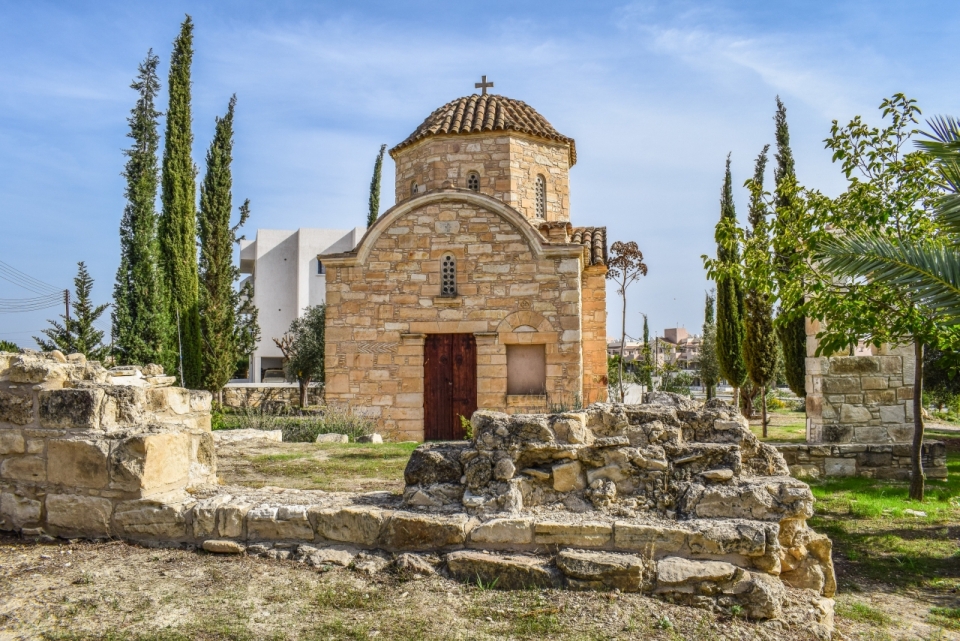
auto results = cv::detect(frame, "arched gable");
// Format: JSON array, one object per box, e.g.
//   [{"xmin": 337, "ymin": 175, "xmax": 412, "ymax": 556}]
[{"xmin": 497, "ymin": 310, "xmax": 555, "ymax": 334}]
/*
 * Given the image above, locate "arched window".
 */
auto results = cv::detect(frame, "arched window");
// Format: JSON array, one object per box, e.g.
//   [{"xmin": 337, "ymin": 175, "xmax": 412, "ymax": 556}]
[
  {"xmin": 440, "ymin": 253, "xmax": 457, "ymax": 297},
  {"xmin": 467, "ymin": 172, "xmax": 480, "ymax": 192},
  {"xmin": 535, "ymin": 174, "xmax": 546, "ymax": 218},
  {"xmin": 411, "ymin": 181, "xmax": 419, "ymax": 196},
  {"xmin": 316, "ymin": 260, "xmax": 325, "ymax": 275}
]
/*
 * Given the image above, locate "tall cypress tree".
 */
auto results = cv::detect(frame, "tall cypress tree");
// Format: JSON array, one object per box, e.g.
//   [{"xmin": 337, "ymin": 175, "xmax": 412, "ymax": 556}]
[
  {"xmin": 198, "ymin": 95, "xmax": 250, "ymax": 396},
  {"xmin": 699, "ymin": 291, "xmax": 720, "ymax": 400},
  {"xmin": 772, "ymin": 97, "xmax": 806, "ymax": 397},
  {"xmin": 743, "ymin": 146, "xmax": 779, "ymax": 434},
  {"xmin": 159, "ymin": 16, "xmax": 202, "ymax": 388},
  {"xmin": 641, "ymin": 314, "xmax": 653, "ymax": 389},
  {"xmin": 113, "ymin": 50, "xmax": 174, "ymax": 371},
  {"xmin": 367, "ymin": 144, "xmax": 386, "ymax": 227},
  {"xmin": 715, "ymin": 154, "xmax": 748, "ymax": 408}
]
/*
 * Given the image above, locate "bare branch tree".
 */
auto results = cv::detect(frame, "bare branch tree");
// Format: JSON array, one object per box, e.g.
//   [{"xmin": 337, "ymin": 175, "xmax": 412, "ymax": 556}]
[{"xmin": 606, "ymin": 241, "xmax": 649, "ymax": 403}]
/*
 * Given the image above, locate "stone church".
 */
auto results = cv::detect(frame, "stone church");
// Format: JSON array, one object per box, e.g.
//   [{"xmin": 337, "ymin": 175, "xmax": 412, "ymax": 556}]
[{"xmin": 321, "ymin": 88, "xmax": 608, "ymax": 442}]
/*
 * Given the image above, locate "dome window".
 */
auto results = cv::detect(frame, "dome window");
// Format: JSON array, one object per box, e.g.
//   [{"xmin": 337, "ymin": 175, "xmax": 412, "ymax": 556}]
[
  {"xmin": 411, "ymin": 181, "xmax": 419, "ymax": 196},
  {"xmin": 440, "ymin": 253, "xmax": 457, "ymax": 297},
  {"xmin": 535, "ymin": 174, "xmax": 546, "ymax": 218},
  {"xmin": 467, "ymin": 172, "xmax": 480, "ymax": 192}
]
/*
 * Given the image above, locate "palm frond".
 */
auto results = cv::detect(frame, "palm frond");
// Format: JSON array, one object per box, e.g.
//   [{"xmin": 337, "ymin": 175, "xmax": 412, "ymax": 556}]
[{"xmin": 815, "ymin": 231, "xmax": 960, "ymax": 322}]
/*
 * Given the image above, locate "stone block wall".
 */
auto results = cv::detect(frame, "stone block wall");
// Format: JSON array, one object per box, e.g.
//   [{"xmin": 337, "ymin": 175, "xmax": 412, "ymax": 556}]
[
  {"xmin": 222, "ymin": 384, "xmax": 323, "ymax": 409},
  {"xmin": 0, "ymin": 352, "xmax": 215, "ymax": 538},
  {"xmin": 581, "ymin": 264, "xmax": 608, "ymax": 406},
  {"xmin": 805, "ymin": 319, "xmax": 914, "ymax": 444},
  {"xmin": 391, "ymin": 133, "xmax": 571, "ymax": 222},
  {"xmin": 777, "ymin": 442, "xmax": 946, "ymax": 480}
]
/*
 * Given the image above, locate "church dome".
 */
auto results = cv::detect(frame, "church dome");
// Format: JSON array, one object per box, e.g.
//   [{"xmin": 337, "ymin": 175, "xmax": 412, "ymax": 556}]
[{"xmin": 390, "ymin": 94, "xmax": 576, "ymax": 166}]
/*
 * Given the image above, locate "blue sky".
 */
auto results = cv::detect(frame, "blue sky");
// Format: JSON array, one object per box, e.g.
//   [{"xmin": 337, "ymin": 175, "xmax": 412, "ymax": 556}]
[{"xmin": 1, "ymin": 0, "xmax": 958, "ymax": 347}]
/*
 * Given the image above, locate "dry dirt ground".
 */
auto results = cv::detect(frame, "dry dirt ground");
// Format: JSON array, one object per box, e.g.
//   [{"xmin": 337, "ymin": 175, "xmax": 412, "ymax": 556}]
[{"xmin": 0, "ymin": 436, "xmax": 955, "ymax": 640}]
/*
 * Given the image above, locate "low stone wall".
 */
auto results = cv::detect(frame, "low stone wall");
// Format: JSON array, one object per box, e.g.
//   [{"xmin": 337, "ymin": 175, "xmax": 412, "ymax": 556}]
[
  {"xmin": 222, "ymin": 384, "xmax": 323, "ymax": 409},
  {"xmin": 776, "ymin": 441, "xmax": 947, "ymax": 480}
]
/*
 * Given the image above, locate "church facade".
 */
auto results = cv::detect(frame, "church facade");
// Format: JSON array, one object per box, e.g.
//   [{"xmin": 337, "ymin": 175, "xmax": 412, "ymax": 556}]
[{"xmin": 321, "ymin": 92, "xmax": 608, "ymax": 441}]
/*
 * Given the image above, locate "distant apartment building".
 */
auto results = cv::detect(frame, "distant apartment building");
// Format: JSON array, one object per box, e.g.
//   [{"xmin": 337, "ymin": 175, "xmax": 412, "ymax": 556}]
[
  {"xmin": 238, "ymin": 227, "xmax": 365, "ymax": 382},
  {"xmin": 607, "ymin": 327, "xmax": 701, "ymax": 375}
]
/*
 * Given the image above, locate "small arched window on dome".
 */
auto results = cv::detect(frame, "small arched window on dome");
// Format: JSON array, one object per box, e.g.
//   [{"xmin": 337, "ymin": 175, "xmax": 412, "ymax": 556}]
[
  {"xmin": 411, "ymin": 181, "xmax": 419, "ymax": 197},
  {"xmin": 467, "ymin": 172, "xmax": 480, "ymax": 192},
  {"xmin": 440, "ymin": 253, "xmax": 457, "ymax": 297},
  {"xmin": 534, "ymin": 174, "xmax": 546, "ymax": 218}
]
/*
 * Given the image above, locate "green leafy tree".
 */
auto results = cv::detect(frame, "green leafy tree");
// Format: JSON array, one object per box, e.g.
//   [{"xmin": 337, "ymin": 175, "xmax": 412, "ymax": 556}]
[
  {"xmin": 36, "ymin": 263, "xmax": 109, "ymax": 360},
  {"xmin": 772, "ymin": 97, "xmax": 807, "ymax": 398},
  {"xmin": 198, "ymin": 95, "xmax": 256, "ymax": 397},
  {"xmin": 811, "ymin": 94, "xmax": 941, "ymax": 500},
  {"xmin": 274, "ymin": 304, "xmax": 326, "ymax": 407},
  {"xmin": 606, "ymin": 241, "xmax": 649, "ymax": 402},
  {"xmin": 713, "ymin": 155, "xmax": 748, "ymax": 409},
  {"xmin": 0, "ymin": 340, "xmax": 20, "ymax": 353},
  {"xmin": 699, "ymin": 290, "xmax": 720, "ymax": 399},
  {"xmin": 924, "ymin": 344, "xmax": 960, "ymax": 411},
  {"xmin": 159, "ymin": 16, "xmax": 202, "ymax": 388},
  {"xmin": 743, "ymin": 146, "xmax": 780, "ymax": 434},
  {"xmin": 641, "ymin": 314, "xmax": 654, "ymax": 389},
  {"xmin": 368, "ymin": 144, "xmax": 386, "ymax": 227},
  {"xmin": 113, "ymin": 50, "xmax": 174, "ymax": 372}
]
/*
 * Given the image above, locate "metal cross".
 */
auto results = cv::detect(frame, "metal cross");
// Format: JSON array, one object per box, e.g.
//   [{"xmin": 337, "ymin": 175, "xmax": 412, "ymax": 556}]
[{"xmin": 475, "ymin": 75, "xmax": 494, "ymax": 95}]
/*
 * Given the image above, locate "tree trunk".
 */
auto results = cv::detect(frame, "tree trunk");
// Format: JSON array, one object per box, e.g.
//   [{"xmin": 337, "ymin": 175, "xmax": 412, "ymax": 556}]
[
  {"xmin": 761, "ymin": 385, "xmax": 768, "ymax": 439},
  {"xmin": 733, "ymin": 386, "xmax": 740, "ymax": 411},
  {"xmin": 619, "ymin": 292, "xmax": 627, "ymax": 403},
  {"xmin": 909, "ymin": 338, "xmax": 925, "ymax": 501},
  {"xmin": 299, "ymin": 376, "xmax": 309, "ymax": 408}
]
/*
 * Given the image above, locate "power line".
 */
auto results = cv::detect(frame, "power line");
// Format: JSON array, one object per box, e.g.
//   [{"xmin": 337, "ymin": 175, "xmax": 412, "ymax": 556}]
[
  {"xmin": 0, "ymin": 293, "xmax": 64, "ymax": 313},
  {"xmin": 0, "ymin": 261, "xmax": 61, "ymax": 296}
]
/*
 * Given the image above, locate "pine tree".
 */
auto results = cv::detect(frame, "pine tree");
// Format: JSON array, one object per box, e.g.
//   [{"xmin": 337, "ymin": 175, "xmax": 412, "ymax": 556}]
[
  {"xmin": 35, "ymin": 263, "xmax": 109, "ymax": 360},
  {"xmin": 743, "ymin": 146, "xmax": 779, "ymax": 434},
  {"xmin": 198, "ymin": 95, "xmax": 253, "ymax": 396},
  {"xmin": 772, "ymin": 97, "xmax": 806, "ymax": 397},
  {"xmin": 367, "ymin": 144, "xmax": 386, "ymax": 227},
  {"xmin": 159, "ymin": 16, "xmax": 202, "ymax": 388},
  {"xmin": 113, "ymin": 50, "xmax": 174, "ymax": 372},
  {"xmin": 715, "ymin": 154, "xmax": 748, "ymax": 408},
  {"xmin": 699, "ymin": 291, "xmax": 720, "ymax": 399}
]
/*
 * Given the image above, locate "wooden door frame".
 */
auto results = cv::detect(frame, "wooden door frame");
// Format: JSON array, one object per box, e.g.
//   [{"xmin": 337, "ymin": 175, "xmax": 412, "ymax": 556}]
[{"xmin": 423, "ymin": 333, "xmax": 477, "ymax": 441}]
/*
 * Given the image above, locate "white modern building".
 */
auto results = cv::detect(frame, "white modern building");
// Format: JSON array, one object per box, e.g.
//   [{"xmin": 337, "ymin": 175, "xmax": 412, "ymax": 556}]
[{"xmin": 239, "ymin": 227, "xmax": 365, "ymax": 382}]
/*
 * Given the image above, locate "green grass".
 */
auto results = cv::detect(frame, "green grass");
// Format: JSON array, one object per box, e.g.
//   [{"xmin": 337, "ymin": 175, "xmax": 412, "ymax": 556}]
[
  {"xmin": 930, "ymin": 607, "xmax": 960, "ymax": 631},
  {"xmin": 245, "ymin": 442, "xmax": 418, "ymax": 491},
  {"xmin": 836, "ymin": 601, "xmax": 894, "ymax": 627}
]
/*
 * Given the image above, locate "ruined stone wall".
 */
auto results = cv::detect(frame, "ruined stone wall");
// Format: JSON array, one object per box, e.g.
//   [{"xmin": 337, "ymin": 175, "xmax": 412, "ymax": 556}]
[
  {"xmin": 0, "ymin": 352, "xmax": 214, "ymax": 538},
  {"xmin": 222, "ymin": 384, "xmax": 323, "ymax": 409},
  {"xmin": 392, "ymin": 134, "xmax": 571, "ymax": 222},
  {"xmin": 324, "ymin": 197, "xmax": 586, "ymax": 440},
  {"xmin": 777, "ymin": 441, "xmax": 946, "ymax": 480},
  {"xmin": 805, "ymin": 320, "xmax": 915, "ymax": 444}
]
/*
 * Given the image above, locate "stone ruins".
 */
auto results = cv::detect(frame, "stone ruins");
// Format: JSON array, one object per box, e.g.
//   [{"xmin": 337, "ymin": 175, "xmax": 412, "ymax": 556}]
[{"xmin": 0, "ymin": 352, "xmax": 834, "ymax": 632}]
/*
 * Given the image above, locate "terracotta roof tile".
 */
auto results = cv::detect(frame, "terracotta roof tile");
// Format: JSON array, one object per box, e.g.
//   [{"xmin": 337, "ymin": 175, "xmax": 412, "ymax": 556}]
[
  {"xmin": 390, "ymin": 94, "xmax": 576, "ymax": 165},
  {"xmin": 571, "ymin": 226, "xmax": 607, "ymax": 266}
]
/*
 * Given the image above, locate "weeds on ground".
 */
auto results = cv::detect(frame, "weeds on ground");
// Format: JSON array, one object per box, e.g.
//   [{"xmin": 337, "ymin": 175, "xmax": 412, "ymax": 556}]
[
  {"xmin": 837, "ymin": 601, "xmax": 893, "ymax": 627},
  {"xmin": 219, "ymin": 405, "xmax": 376, "ymax": 442},
  {"xmin": 930, "ymin": 607, "xmax": 960, "ymax": 630}
]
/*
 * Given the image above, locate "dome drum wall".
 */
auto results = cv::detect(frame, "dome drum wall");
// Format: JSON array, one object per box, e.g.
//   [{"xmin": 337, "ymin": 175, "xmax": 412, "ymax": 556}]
[{"xmin": 392, "ymin": 133, "xmax": 571, "ymax": 222}]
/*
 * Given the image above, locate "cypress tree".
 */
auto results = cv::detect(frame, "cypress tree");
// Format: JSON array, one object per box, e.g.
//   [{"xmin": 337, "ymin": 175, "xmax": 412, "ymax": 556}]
[
  {"xmin": 36, "ymin": 263, "xmax": 109, "ymax": 360},
  {"xmin": 113, "ymin": 50, "xmax": 174, "ymax": 372},
  {"xmin": 699, "ymin": 291, "xmax": 720, "ymax": 399},
  {"xmin": 159, "ymin": 15, "xmax": 202, "ymax": 387},
  {"xmin": 772, "ymin": 97, "xmax": 806, "ymax": 397},
  {"xmin": 198, "ymin": 95, "xmax": 250, "ymax": 396},
  {"xmin": 743, "ymin": 146, "xmax": 779, "ymax": 434},
  {"xmin": 641, "ymin": 314, "xmax": 653, "ymax": 389},
  {"xmin": 367, "ymin": 144, "xmax": 386, "ymax": 227},
  {"xmin": 715, "ymin": 154, "xmax": 748, "ymax": 408}
]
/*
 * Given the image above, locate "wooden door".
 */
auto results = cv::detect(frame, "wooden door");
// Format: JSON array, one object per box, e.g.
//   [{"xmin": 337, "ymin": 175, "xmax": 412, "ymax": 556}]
[{"xmin": 423, "ymin": 333, "xmax": 477, "ymax": 440}]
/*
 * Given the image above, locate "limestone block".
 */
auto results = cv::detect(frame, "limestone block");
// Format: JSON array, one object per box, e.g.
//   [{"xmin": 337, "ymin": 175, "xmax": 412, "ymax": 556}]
[
  {"xmin": 145, "ymin": 387, "xmax": 191, "ymax": 415},
  {"xmin": 550, "ymin": 414, "xmax": 592, "ymax": 445},
  {"xmin": 886, "ymin": 424, "xmax": 914, "ymax": 442},
  {"xmin": 469, "ymin": 517, "xmax": 534, "ymax": 545},
  {"xmin": 860, "ymin": 377, "xmax": 888, "ymax": 390},
  {"xmin": 823, "ymin": 378, "xmax": 861, "ymax": 394},
  {"xmin": 828, "ymin": 356, "xmax": 879, "ymax": 375},
  {"xmin": 556, "ymin": 549, "xmax": 649, "ymax": 592},
  {"xmin": 552, "ymin": 460, "xmax": 585, "ymax": 492},
  {"xmin": 246, "ymin": 505, "xmax": 314, "ymax": 541},
  {"xmin": 0, "ymin": 390, "xmax": 33, "ymax": 425},
  {"xmin": 316, "ymin": 433, "xmax": 348, "ymax": 443},
  {"xmin": 534, "ymin": 521, "xmax": 611, "ymax": 547},
  {"xmin": 99, "ymin": 386, "xmax": 146, "ymax": 429},
  {"xmin": 313, "ymin": 506, "xmax": 384, "ymax": 546},
  {"xmin": 0, "ymin": 430, "xmax": 25, "ymax": 455},
  {"xmin": 39, "ymin": 389, "xmax": 104, "ymax": 429},
  {"xmin": 217, "ymin": 501, "xmax": 252, "ymax": 539},
  {"xmin": 824, "ymin": 458, "xmax": 856, "ymax": 477},
  {"xmin": 879, "ymin": 404, "xmax": 904, "ymax": 424},
  {"xmin": 47, "ymin": 439, "xmax": 109, "ymax": 489},
  {"xmin": 306, "ymin": 548, "xmax": 357, "ymax": 567},
  {"xmin": 686, "ymin": 520, "xmax": 770, "ymax": 558},
  {"xmin": 393, "ymin": 552, "xmax": 435, "ymax": 576},
  {"xmin": 192, "ymin": 494, "xmax": 233, "ymax": 538},
  {"xmin": 403, "ymin": 443, "xmax": 466, "ymax": 486},
  {"xmin": 789, "ymin": 464, "xmax": 821, "ymax": 479},
  {"xmin": 381, "ymin": 512, "xmax": 473, "ymax": 550},
  {"xmin": 446, "ymin": 550, "xmax": 563, "ymax": 589},
  {"xmin": 839, "ymin": 404, "xmax": 872, "ymax": 424},
  {"xmin": 113, "ymin": 500, "xmax": 188, "ymax": 539},
  {"xmin": 45, "ymin": 494, "xmax": 113, "ymax": 537},
  {"xmin": 203, "ymin": 540, "xmax": 245, "ymax": 554},
  {"xmin": 613, "ymin": 522, "xmax": 686, "ymax": 554},
  {"xmin": 109, "ymin": 432, "xmax": 191, "ymax": 496},
  {"xmin": 8, "ymin": 355, "xmax": 72, "ymax": 384},
  {"xmin": 854, "ymin": 425, "xmax": 890, "ymax": 443},
  {"xmin": 0, "ymin": 492, "xmax": 41, "ymax": 529},
  {"xmin": 212, "ymin": 429, "xmax": 282, "ymax": 444},
  {"xmin": 0, "ymin": 456, "xmax": 45, "ymax": 482},
  {"xmin": 655, "ymin": 557, "xmax": 739, "ymax": 591}
]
